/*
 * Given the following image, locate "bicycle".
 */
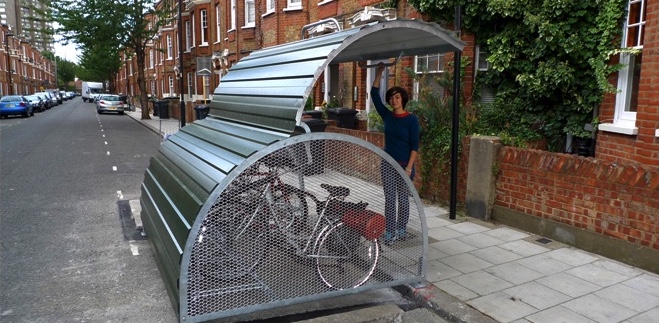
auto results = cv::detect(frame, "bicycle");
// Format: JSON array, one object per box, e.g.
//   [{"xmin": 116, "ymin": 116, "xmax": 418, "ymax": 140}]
[{"xmin": 207, "ymin": 154, "xmax": 385, "ymax": 290}]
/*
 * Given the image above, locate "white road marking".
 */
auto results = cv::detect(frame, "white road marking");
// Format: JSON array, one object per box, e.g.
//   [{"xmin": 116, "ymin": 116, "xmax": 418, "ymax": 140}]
[
  {"xmin": 112, "ymin": 166, "xmax": 117, "ymax": 171},
  {"xmin": 107, "ymin": 151, "xmax": 110, "ymax": 155},
  {"xmin": 102, "ymin": 134, "xmax": 105, "ymax": 138},
  {"xmin": 104, "ymin": 141, "xmax": 108, "ymax": 145},
  {"xmin": 130, "ymin": 243, "xmax": 139, "ymax": 256},
  {"xmin": 117, "ymin": 190, "xmax": 123, "ymax": 199}
]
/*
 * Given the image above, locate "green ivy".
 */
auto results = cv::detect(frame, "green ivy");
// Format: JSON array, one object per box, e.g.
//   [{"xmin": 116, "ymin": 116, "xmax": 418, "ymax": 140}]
[
  {"xmin": 404, "ymin": 57, "xmax": 473, "ymax": 193},
  {"xmin": 407, "ymin": 0, "xmax": 628, "ymax": 151}
]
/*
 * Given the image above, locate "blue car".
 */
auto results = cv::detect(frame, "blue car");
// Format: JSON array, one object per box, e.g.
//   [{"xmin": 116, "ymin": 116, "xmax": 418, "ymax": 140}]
[{"xmin": 0, "ymin": 95, "xmax": 33, "ymax": 118}]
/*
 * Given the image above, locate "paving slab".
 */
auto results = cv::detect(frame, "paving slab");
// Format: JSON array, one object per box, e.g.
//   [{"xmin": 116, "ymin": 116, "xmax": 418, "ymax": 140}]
[
  {"xmin": 450, "ymin": 270, "xmax": 513, "ymax": 296},
  {"xmin": 525, "ymin": 305, "xmax": 596, "ymax": 323},
  {"xmin": 469, "ymin": 246, "xmax": 524, "ymax": 265},
  {"xmin": 441, "ymin": 253, "xmax": 494, "ymax": 273},
  {"xmin": 536, "ymin": 272, "xmax": 601, "ymax": 298},
  {"xmin": 502, "ymin": 281, "xmax": 572, "ymax": 310},
  {"xmin": 456, "ymin": 232, "xmax": 505, "ymax": 248},
  {"xmin": 467, "ymin": 291, "xmax": 538, "ymax": 323},
  {"xmin": 566, "ymin": 262, "xmax": 634, "ymax": 287},
  {"xmin": 594, "ymin": 284, "xmax": 659, "ymax": 312},
  {"xmin": 483, "ymin": 262, "xmax": 544, "ymax": 285},
  {"xmin": 562, "ymin": 294, "xmax": 638, "ymax": 322}
]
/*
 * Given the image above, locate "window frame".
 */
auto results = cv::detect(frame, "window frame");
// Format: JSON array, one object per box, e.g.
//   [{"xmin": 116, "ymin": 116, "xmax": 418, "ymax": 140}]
[
  {"xmin": 200, "ymin": 9, "xmax": 209, "ymax": 45},
  {"xmin": 266, "ymin": 0, "xmax": 275, "ymax": 14},
  {"xmin": 412, "ymin": 53, "xmax": 445, "ymax": 101},
  {"xmin": 166, "ymin": 34, "xmax": 173, "ymax": 59},
  {"xmin": 285, "ymin": 0, "xmax": 302, "ymax": 11},
  {"xmin": 185, "ymin": 20, "xmax": 192, "ymax": 51},
  {"xmin": 215, "ymin": 5, "xmax": 222, "ymax": 42},
  {"xmin": 244, "ymin": 0, "xmax": 255, "ymax": 28},
  {"xmin": 230, "ymin": 0, "xmax": 237, "ymax": 31},
  {"xmin": 602, "ymin": 0, "xmax": 646, "ymax": 135}
]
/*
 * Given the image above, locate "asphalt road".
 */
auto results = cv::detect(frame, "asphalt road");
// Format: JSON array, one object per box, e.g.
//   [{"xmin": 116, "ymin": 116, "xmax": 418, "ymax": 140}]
[{"xmin": 0, "ymin": 98, "xmax": 176, "ymax": 322}]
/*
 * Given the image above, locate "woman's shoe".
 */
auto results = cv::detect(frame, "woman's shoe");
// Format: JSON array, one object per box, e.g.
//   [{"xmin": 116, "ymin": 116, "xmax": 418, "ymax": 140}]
[
  {"xmin": 397, "ymin": 228, "xmax": 407, "ymax": 241},
  {"xmin": 383, "ymin": 231, "xmax": 396, "ymax": 245}
]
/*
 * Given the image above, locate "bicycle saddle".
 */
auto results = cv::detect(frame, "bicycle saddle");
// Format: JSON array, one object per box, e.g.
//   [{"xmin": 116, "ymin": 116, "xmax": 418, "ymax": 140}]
[{"xmin": 320, "ymin": 183, "xmax": 350, "ymax": 197}]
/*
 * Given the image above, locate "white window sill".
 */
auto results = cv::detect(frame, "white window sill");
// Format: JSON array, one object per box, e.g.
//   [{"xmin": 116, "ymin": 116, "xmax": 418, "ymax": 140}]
[
  {"xmin": 655, "ymin": 129, "xmax": 659, "ymax": 137},
  {"xmin": 241, "ymin": 25, "xmax": 255, "ymax": 30},
  {"xmin": 598, "ymin": 123, "xmax": 638, "ymax": 135},
  {"xmin": 262, "ymin": 10, "xmax": 275, "ymax": 18},
  {"xmin": 283, "ymin": 6, "xmax": 302, "ymax": 12},
  {"xmin": 318, "ymin": 0, "xmax": 334, "ymax": 6}
]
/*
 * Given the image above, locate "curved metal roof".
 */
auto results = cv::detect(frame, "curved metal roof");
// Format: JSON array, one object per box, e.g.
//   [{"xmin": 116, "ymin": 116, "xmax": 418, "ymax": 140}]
[{"xmin": 211, "ymin": 19, "xmax": 465, "ymax": 134}]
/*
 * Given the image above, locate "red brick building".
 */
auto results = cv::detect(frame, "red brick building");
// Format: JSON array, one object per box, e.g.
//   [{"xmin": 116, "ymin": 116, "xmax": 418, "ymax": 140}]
[{"xmin": 1, "ymin": 24, "xmax": 57, "ymax": 95}]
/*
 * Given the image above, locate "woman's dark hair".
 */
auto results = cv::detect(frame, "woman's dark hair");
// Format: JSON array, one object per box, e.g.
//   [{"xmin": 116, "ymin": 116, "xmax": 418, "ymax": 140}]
[{"xmin": 386, "ymin": 86, "xmax": 409, "ymax": 109}]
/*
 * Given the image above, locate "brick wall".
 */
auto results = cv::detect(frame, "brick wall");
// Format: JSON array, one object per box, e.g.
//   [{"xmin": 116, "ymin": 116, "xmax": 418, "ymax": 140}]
[{"xmin": 496, "ymin": 147, "xmax": 659, "ymax": 250}]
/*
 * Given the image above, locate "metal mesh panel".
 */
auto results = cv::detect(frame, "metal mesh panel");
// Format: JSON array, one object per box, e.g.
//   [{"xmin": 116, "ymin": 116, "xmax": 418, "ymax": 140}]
[{"xmin": 185, "ymin": 138, "xmax": 424, "ymax": 320}]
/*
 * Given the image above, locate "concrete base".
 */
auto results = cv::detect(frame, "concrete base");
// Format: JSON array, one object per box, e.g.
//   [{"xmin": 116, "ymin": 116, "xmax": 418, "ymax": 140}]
[{"xmin": 492, "ymin": 205, "xmax": 659, "ymax": 274}]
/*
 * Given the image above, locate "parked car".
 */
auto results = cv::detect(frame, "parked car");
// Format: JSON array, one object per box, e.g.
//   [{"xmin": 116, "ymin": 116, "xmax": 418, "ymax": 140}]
[
  {"xmin": 95, "ymin": 94, "xmax": 125, "ymax": 114},
  {"xmin": 24, "ymin": 95, "xmax": 46, "ymax": 112},
  {"xmin": 38, "ymin": 94, "xmax": 52, "ymax": 109},
  {"xmin": 0, "ymin": 95, "xmax": 33, "ymax": 118},
  {"xmin": 49, "ymin": 90, "xmax": 62, "ymax": 104},
  {"xmin": 34, "ymin": 91, "xmax": 57, "ymax": 107}
]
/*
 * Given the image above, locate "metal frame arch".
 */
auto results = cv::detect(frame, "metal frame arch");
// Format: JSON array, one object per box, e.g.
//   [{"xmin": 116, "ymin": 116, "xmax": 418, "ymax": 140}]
[
  {"xmin": 178, "ymin": 132, "xmax": 428, "ymax": 321},
  {"xmin": 210, "ymin": 20, "xmax": 465, "ymax": 134}
]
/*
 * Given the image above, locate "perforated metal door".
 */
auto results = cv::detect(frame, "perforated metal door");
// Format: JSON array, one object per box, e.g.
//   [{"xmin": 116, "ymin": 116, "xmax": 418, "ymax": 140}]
[{"xmin": 180, "ymin": 133, "xmax": 427, "ymax": 321}]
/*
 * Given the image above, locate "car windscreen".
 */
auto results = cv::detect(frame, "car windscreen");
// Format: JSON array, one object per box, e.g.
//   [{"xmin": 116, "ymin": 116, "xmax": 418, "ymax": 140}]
[
  {"xmin": 1, "ymin": 96, "xmax": 22, "ymax": 101},
  {"xmin": 24, "ymin": 96, "xmax": 39, "ymax": 100},
  {"xmin": 101, "ymin": 96, "xmax": 120, "ymax": 102}
]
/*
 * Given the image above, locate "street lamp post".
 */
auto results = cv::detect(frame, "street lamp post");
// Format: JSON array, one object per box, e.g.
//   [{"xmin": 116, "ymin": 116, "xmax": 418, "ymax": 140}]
[{"xmin": 5, "ymin": 31, "xmax": 13, "ymax": 95}]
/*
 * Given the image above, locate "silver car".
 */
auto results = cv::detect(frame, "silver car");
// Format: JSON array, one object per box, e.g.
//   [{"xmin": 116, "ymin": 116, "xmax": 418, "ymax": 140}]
[{"xmin": 95, "ymin": 94, "xmax": 125, "ymax": 114}]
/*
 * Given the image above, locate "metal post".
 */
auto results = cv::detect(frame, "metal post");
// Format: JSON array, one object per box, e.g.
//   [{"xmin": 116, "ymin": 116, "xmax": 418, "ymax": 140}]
[
  {"xmin": 5, "ymin": 31, "xmax": 13, "ymax": 95},
  {"xmin": 177, "ymin": 0, "xmax": 186, "ymax": 127},
  {"xmin": 449, "ymin": 6, "xmax": 461, "ymax": 220}
]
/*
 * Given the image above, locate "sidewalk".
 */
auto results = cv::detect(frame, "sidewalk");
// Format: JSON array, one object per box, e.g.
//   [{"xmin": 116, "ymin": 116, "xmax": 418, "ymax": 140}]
[
  {"xmin": 126, "ymin": 107, "xmax": 181, "ymax": 140},
  {"xmin": 414, "ymin": 203, "xmax": 659, "ymax": 323},
  {"xmin": 126, "ymin": 109, "xmax": 659, "ymax": 323}
]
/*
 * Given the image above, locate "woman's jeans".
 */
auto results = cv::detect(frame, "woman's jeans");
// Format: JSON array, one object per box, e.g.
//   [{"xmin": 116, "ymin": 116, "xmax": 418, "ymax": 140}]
[{"xmin": 381, "ymin": 161, "xmax": 414, "ymax": 234}]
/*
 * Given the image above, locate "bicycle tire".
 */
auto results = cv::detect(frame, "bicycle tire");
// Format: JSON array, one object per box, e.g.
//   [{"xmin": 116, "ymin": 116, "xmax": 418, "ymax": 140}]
[
  {"xmin": 313, "ymin": 221, "xmax": 379, "ymax": 290},
  {"xmin": 198, "ymin": 198, "xmax": 270, "ymax": 281}
]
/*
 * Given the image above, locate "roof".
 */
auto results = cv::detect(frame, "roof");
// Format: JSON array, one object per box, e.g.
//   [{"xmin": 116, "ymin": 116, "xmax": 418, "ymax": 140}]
[{"xmin": 211, "ymin": 19, "xmax": 465, "ymax": 134}]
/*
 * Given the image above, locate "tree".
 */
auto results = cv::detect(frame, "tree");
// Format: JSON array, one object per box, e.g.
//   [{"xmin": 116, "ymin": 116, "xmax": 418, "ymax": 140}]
[
  {"xmin": 55, "ymin": 57, "xmax": 77, "ymax": 90},
  {"xmin": 406, "ymin": 0, "xmax": 628, "ymax": 151},
  {"xmin": 50, "ymin": 0, "xmax": 173, "ymax": 119}
]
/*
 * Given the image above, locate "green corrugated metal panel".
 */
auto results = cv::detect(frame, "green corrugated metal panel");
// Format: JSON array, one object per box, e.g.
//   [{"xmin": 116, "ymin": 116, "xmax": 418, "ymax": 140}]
[
  {"xmin": 140, "ymin": 187, "xmax": 182, "ymax": 312},
  {"xmin": 141, "ymin": 118, "xmax": 291, "ymax": 316}
]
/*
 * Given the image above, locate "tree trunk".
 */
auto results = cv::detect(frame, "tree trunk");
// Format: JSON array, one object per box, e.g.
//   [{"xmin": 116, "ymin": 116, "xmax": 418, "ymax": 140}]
[{"xmin": 135, "ymin": 42, "xmax": 151, "ymax": 120}]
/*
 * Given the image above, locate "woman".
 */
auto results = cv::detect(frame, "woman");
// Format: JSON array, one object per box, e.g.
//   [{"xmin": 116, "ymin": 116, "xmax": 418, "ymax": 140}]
[{"xmin": 371, "ymin": 64, "xmax": 420, "ymax": 245}]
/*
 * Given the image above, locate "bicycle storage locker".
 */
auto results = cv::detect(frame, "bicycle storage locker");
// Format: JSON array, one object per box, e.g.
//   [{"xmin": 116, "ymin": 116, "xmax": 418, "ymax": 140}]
[{"xmin": 140, "ymin": 19, "xmax": 465, "ymax": 322}]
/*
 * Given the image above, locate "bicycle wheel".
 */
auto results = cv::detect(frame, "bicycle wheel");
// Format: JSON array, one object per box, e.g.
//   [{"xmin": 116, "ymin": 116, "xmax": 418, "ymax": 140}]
[
  {"xmin": 271, "ymin": 183, "xmax": 308, "ymax": 238},
  {"xmin": 314, "ymin": 221, "xmax": 379, "ymax": 290},
  {"xmin": 198, "ymin": 197, "xmax": 270, "ymax": 281}
]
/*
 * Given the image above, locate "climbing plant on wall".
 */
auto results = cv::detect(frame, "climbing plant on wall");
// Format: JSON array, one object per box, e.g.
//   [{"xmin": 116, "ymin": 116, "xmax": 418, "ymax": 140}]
[{"xmin": 407, "ymin": 0, "xmax": 628, "ymax": 151}]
